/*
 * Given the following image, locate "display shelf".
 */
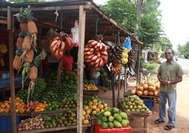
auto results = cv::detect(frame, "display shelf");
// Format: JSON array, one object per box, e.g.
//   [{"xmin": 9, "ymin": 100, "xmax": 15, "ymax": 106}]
[
  {"xmin": 0, "ymin": 109, "xmax": 77, "ymax": 117},
  {"xmin": 83, "ymin": 90, "xmax": 99, "ymax": 95},
  {"xmin": 0, "ymin": 113, "xmax": 30, "ymax": 117},
  {"xmin": 17, "ymin": 124, "xmax": 91, "ymax": 133}
]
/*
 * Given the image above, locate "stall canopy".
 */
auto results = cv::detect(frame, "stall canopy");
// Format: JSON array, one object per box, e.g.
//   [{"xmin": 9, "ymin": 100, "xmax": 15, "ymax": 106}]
[{"xmin": 1, "ymin": 0, "xmax": 142, "ymax": 45}]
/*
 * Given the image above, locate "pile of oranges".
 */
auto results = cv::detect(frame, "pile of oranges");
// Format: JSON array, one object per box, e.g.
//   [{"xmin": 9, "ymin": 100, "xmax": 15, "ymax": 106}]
[{"xmin": 0, "ymin": 97, "xmax": 48, "ymax": 113}]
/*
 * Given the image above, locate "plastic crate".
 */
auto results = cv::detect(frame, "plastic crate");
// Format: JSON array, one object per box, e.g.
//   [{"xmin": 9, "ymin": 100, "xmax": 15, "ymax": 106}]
[
  {"xmin": 143, "ymin": 100, "xmax": 154, "ymax": 110},
  {"xmin": 0, "ymin": 116, "xmax": 21, "ymax": 131},
  {"xmin": 93, "ymin": 77, "xmax": 101, "ymax": 85},
  {"xmin": 0, "ymin": 75, "xmax": 23, "ymax": 88},
  {"xmin": 95, "ymin": 124, "xmax": 132, "ymax": 133}
]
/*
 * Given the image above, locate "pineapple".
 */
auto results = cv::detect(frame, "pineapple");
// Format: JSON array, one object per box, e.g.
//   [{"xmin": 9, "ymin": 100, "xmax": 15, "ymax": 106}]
[
  {"xmin": 25, "ymin": 8, "xmax": 38, "ymax": 35},
  {"xmin": 13, "ymin": 55, "xmax": 21, "ymax": 70},
  {"xmin": 14, "ymin": 8, "xmax": 28, "ymax": 32}
]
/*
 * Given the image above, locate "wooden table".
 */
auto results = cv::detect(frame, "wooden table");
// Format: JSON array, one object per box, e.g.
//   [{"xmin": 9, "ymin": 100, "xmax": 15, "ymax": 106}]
[
  {"xmin": 119, "ymin": 103, "xmax": 151, "ymax": 133},
  {"xmin": 127, "ymin": 111, "xmax": 150, "ymax": 133}
]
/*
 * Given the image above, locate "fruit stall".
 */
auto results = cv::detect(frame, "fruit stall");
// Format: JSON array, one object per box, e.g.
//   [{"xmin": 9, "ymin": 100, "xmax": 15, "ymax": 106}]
[{"xmin": 0, "ymin": 0, "xmax": 143, "ymax": 133}]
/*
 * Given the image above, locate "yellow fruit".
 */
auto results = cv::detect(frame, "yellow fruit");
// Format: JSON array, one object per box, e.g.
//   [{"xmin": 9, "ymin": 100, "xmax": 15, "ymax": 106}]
[
  {"xmin": 86, "ymin": 109, "xmax": 92, "ymax": 114},
  {"xmin": 93, "ymin": 99, "xmax": 98, "ymax": 103},
  {"xmin": 89, "ymin": 101, "xmax": 93, "ymax": 106},
  {"xmin": 103, "ymin": 103, "xmax": 108, "ymax": 108},
  {"xmin": 98, "ymin": 104, "xmax": 104, "ymax": 110},
  {"xmin": 82, "ymin": 110, "xmax": 86, "ymax": 115},
  {"xmin": 84, "ymin": 114, "xmax": 90, "ymax": 119},
  {"xmin": 95, "ymin": 108, "xmax": 100, "ymax": 112},
  {"xmin": 92, "ymin": 105, "xmax": 97, "ymax": 110},
  {"xmin": 83, "ymin": 119, "xmax": 89, "ymax": 125},
  {"xmin": 84, "ymin": 105, "xmax": 89, "ymax": 111},
  {"xmin": 92, "ymin": 110, "xmax": 97, "ymax": 115}
]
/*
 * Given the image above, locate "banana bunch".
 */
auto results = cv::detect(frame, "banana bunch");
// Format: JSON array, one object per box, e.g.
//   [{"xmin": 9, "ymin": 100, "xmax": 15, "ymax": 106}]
[
  {"xmin": 128, "ymin": 49, "xmax": 136, "ymax": 67},
  {"xmin": 108, "ymin": 46, "xmax": 124, "ymax": 64},
  {"xmin": 110, "ymin": 62, "xmax": 122, "ymax": 74},
  {"xmin": 0, "ymin": 43, "xmax": 8, "ymax": 54},
  {"xmin": 121, "ymin": 48, "xmax": 129, "ymax": 65},
  {"xmin": 84, "ymin": 40, "xmax": 109, "ymax": 68}
]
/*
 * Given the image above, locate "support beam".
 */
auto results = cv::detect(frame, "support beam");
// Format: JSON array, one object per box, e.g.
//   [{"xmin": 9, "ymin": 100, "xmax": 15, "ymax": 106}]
[
  {"xmin": 8, "ymin": 6, "xmax": 17, "ymax": 133},
  {"xmin": 77, "ymin": 5, "xmax": 86, "ymax": 133}
]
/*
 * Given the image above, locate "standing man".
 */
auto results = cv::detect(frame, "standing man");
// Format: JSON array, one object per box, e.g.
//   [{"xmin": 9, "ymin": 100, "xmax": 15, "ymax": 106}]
[{"xmin": 155, "ymin": 49, "xmax": 183, "ymax": 130}]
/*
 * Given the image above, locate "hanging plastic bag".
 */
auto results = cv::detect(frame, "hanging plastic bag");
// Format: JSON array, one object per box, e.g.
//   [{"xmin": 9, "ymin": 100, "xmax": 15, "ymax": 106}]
[
  {"xmin": 71, "ymin": 20, "xmax": 79, "ymax": 47},
  {"xmin": 124, "ymin": 36, "xmax": 132, "ymax": 50}
]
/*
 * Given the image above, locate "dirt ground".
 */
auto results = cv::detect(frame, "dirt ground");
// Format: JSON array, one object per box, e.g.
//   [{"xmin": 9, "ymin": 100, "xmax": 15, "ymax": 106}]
[{"xmin": 96, "ymin": 74, "xmax": 189, "ymax": 133}]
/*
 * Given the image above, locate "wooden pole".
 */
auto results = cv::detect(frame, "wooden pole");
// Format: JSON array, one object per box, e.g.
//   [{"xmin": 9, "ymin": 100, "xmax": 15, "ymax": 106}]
[
  {"xmin": 124, "ymin": 67, "xmax": 127, "ymax": 96},
  {"xmin": 77, "ymin": 5, "xmax": 86, "ymax": 133},
  {"xmin": 7, "ymin": 6, "xmax": 16, "ymax": 133},
  {"xmin": 111, "ymin": 72, "xmax": 115, "ymax": 107},
  {"xmin": 137, "ymin": 44, "xmax": 141, "ymax": 85},
  {"xmin": 117, "ymin": 30, "xmax": 121, "ymax": 105}
]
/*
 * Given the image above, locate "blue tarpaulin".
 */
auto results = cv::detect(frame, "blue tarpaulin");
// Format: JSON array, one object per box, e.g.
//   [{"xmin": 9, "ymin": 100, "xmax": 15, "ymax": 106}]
[{"xmin": 124, "ymin": 36, "xmax": 132, "ymax": 50}]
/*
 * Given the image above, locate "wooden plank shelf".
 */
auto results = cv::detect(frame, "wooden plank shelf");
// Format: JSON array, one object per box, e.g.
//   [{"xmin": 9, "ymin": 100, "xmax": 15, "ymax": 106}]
[
  {"xmin": 17, "ymin": 124, "xmax": 91, "ymax": 133},
  {"xmin": 0, "ymin": 110, "xmax": 77, "ymax": 117}
]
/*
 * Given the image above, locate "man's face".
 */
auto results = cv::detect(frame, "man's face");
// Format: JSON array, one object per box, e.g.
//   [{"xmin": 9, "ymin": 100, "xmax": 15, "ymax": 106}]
[{"xmin": 165, "ymin": 49, "xmax": 173, "ymax": 60}]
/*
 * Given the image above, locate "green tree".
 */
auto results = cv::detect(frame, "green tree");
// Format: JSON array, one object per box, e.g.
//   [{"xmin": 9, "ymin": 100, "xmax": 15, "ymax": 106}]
[
  {"xmin": 152, "ymin": 36, "xmax": 172, "ymax": 52},
  {"xmin": 177, "ymin": 42, "xmax": 189, "ymax": 58},
  {"xmin": 100, "ymin": 0, "xmax": 163, "ymax": 48}
]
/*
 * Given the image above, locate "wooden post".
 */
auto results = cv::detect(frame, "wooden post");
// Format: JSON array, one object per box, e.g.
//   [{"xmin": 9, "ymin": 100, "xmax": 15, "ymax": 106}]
[
  {"xmin": 57, "ymin": 59, "xmax": 63, "ymax": 84},
  {"xmin": 124, "ymin": 67, "xmax": 127, "ymax": 95},
  {"xmin": 77, "ymin": 5, "xmax": 86, "ymax": 133},
  {"xmin": 111, "ymin": 72, "xmax": 115, "ymax": 107},
  {"xmin": 137, "ymin": 44, "xmax": 141, "ymax": 85},
  {"xmin": 117, "ymin": 73, "xmax": 121, "ymax": 105},
  {"xmin": 117, "ymin": 30, "xmax": 121, "ymax": 105},
  {"xmin": 7, "ymin": 6, "xmax": 17, "ymax": 133}
]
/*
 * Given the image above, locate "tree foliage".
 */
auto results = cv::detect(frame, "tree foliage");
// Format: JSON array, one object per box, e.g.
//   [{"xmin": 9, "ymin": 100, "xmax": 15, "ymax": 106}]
[
  {"xmin": 177, "ymin": 42, "xmax": 189, "ymax": 58},
  {"xmin": 100, "ymin": 0, "xmax": 166, "ymax": 49}
]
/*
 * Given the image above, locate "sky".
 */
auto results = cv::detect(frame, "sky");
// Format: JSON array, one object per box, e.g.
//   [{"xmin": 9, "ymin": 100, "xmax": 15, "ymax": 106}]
[{"xmin": 93, "ymin": 0, "xmax": 189, "ymax": 50}]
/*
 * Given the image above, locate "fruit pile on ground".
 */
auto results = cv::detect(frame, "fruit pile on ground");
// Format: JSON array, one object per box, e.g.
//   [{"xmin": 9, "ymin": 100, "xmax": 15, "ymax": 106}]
[
  {"xmin": 95, "ymin": 107, "xmax": 130, "ymax": 129},
  {"xmin": 82, "ymin": 96, "xmax": 108, "ymax": 125},
  {"xmin": 121, "ymin": 95, "xmax": 150, "ymax": 112}
]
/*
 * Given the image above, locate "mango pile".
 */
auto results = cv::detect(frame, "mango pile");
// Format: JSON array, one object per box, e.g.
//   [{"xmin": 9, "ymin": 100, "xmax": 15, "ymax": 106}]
[
  {"xmin": 121, "ymin": 95, "xmax": 150, "ymax": 112},
  {"xmin": 82, "ymin": 96, "xmax": 108, "ymax": 125},
  {"xmin": 95, "ymin": 107, "xmax": 130, "ymax": 129}
]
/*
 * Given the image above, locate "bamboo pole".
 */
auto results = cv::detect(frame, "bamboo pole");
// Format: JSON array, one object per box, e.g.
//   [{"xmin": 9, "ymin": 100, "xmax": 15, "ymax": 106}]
[
  {"xmin": 8, "ymin": 6, "xmax": 17, "ymax": 133},
  {"xmin": 77, "ymin": 5, "xmax": 86, "ymax": 133}
]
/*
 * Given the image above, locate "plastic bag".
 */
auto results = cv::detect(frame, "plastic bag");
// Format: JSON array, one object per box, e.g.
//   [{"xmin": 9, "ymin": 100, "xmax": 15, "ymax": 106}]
[{"xmin": 124, "ymin": 36, "xmax": 132, "ymax": 50}]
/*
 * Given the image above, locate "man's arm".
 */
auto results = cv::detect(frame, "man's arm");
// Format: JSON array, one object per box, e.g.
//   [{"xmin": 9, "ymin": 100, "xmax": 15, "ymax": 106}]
[{"xmin": 169, "ymin": 76, "xmax": 183, "ymax": 84}]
